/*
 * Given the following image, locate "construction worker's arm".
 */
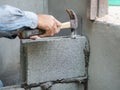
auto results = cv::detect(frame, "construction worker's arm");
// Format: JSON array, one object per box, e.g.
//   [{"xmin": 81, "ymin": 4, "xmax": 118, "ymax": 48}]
[{"xmin": 0, "ymin": 5, "xmax": 61, "ymax": 39}]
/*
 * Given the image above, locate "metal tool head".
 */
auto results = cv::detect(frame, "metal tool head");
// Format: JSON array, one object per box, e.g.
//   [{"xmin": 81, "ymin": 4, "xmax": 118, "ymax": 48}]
[{"xmin": 66, "ymin": 9, "xmax": 78, "ymax": 38}]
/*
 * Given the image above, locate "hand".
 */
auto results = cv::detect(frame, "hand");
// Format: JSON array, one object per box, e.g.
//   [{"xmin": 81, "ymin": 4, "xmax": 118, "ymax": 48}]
[{"xmin": 30, "ymin": 14, "xmax": 61, "ymax": 40}]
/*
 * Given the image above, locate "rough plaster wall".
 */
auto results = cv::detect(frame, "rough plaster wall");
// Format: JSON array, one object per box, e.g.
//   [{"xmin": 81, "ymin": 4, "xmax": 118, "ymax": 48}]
[
  {"xmin": 0, "ymin": 0, "xmax": 47, "ymax": 86},
  {"xmin": 88, "ymin": 21, "xmax": 120, "ymax": 90}
]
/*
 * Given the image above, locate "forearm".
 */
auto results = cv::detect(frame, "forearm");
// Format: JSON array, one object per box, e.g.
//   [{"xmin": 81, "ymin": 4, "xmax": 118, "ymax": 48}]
[
  {"xmin": 0, "ymin": 5, "xmax": 38, "ymax": 31},
  {"xmin": 0, "ymin": 5, "xmax": 38, "ymax": 39},
  {"xmin": 0, "ymin": 5, "xmax": 61, "ymax": 39}
]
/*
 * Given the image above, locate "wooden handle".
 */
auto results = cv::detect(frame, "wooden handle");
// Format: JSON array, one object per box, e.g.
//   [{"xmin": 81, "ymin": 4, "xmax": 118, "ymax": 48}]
[{"xmin": 60, "ymin": 22, "xmax": 71, "ymax": 29}]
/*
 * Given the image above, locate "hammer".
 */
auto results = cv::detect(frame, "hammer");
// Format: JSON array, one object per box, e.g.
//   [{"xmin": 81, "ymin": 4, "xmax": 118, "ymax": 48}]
[{"xmin": 19, "ymin": 9, "xmax": 78, "ymax": 39}]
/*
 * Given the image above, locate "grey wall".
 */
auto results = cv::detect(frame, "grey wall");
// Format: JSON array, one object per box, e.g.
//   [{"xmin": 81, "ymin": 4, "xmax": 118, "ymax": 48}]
[
  {"xmin": 88, "ymin": 21, "xmax": 120, "ymax": 90},
  {"xmin": 0, "ymin": 0, "xmax": 48, "ymax": 86},
  {"xmin": 48, "ymin": 0, "xmax": 87, "ymax": 36},
  {"xmin": 0, "ymin": 38, "xmax": 20, "ymax": 85},
  {"xmin": 0, "ymin": 0, "xmax": 48, "ymax": 13}
]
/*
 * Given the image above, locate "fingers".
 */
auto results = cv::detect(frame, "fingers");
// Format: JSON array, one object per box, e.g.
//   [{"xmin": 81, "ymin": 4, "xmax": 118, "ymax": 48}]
[
  {"xmin": 40, "ymin": 22, "xmax": 61, "ymax": 38},
  {"xmin": 17, "ymin": 33, "xmax": 22, "ymax": 39},
  {"xmin": 30, "ymin": 14, "xmax": 62, "ymax": 39},
  {"xmin": 30, "ymin": 35, "xmax": 41, "ymax": 40},
  {"xmin": 54, "ymin": 18, "xmax": 62, "ymax": 27},
  {"xmin": 39, "ymin": 30, "xmax": 54, "ymax": 38},
  {"xmin": 19, "ymin": 15, "xmax": 62, "ymax": 40},
  {"xmin": 53, "ymin": 18, "xmax": 61, "ymax": 33}
]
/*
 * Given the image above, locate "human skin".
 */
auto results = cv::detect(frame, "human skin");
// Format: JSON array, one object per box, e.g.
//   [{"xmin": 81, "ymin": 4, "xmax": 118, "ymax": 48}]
[{"xmin": 30, "ymin": 14, "xmax": 62, "ymax": 40}]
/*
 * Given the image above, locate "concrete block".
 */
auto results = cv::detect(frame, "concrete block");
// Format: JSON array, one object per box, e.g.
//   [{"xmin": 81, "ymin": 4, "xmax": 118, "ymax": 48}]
[
  {"xmin": 21, "ymin": 36, "xmax": 87, "ymax": 84},
  {"xmin": 31, "ymin": 87, "xmax": 42, "ymax": 90},
  {"xmin": 25, "ymin": 83, "xmax": 84, "ymax": 90},
  {"xmin": 0, "ymin": 85, "xmax": 24, "ymax": 90},
  {"xmin": 51, "ymin": 83, "xmax": 84, "ymax": 90}
]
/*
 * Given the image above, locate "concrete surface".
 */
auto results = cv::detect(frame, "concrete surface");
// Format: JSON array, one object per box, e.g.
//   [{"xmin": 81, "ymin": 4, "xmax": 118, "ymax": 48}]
[
  {"xmin": 88, "ymin": 19, "xmax": 120, "ymax": 90},
  {"xmin": 27, "ymin": 83, "xmax": 84, "ymax": 90},
  {"xmin": 21, "ymin": 36, "xmax": 87, "ymax": 84},
  {"xmin": 0, "ymin": 85, "xmax": 24, "ymax": 90},
  {"xmin": 51, "ymin": 83, "xmax": 84, "ymax": 90},
  {"xmin": 24, "ymin": 83, "xmax": 84, "ymax": 90},
  {"xmin": 0, "ymin": 0, "xmax": 47, "ymax": 86},
  {"xmin": 88, "ymin": 7, "xmax": 120, "ymax": 90},
  {"xmin": 0, "ymin": 37, "xmax": 20, "ymax": 85},
  {"xmin": 32, "ymin": 87, "xmax": 42, "ymax": 90}
]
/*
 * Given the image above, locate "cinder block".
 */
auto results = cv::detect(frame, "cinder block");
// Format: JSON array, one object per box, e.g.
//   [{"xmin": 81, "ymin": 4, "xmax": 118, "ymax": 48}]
[
  {"xmin": 21, "ymin": 36, "xmax": 87, "ymax": 84},
  {"xmin": 31, "ymin": 87, "xmax": 42, "ymax": 90},
  {"xmin": 0, "ymin": 85, "xmax": 24, "ymax": 90},
  {"xmin": 51, "ymin": 83, "xmax": 84, "ymax": 90}
]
